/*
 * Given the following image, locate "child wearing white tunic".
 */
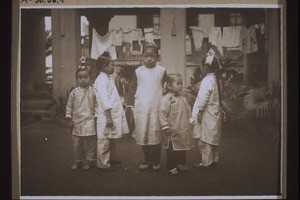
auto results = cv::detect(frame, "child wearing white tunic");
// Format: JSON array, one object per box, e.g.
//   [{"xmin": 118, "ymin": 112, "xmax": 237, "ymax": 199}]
[
  {"xmin": 125, "ymin": 43, "xmax": 168, "ymax": 171},
  {"xmin": 66, "ymin": 65, "xmax": 97, "ymax": 171},
  {"xmin": 94, "ymin": 51, "xmax": 129, "ymax": 172},
  {"xmin": 158, "ymin": 74, "xmax": 193, "ymax": 176},
  {"xmin": 190, "ymin": 50, "xmax": 222, "ymax": 170}
]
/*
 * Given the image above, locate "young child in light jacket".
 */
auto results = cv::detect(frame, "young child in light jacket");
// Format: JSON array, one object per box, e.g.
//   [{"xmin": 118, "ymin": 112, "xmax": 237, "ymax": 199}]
[
  {"xmin": 190, "ymin": 49, "xmax": 222, "ymax": 170},
  {"xmin": 66, "ymin": 64, "xmax": 97, "ymax": 171},
  {"xmin": 158, "ymin": 74, "xmax": 193, "ymax": 176},
  {"xmin": 94, "ymin": 51, "xmax": 129, "ymax": 172}
]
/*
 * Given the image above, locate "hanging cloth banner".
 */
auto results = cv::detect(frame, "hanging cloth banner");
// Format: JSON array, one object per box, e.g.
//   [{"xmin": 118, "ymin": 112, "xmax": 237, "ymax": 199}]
[{"xmin": 90, "ymin": 28, "xmax": 117, "ymax": 60}]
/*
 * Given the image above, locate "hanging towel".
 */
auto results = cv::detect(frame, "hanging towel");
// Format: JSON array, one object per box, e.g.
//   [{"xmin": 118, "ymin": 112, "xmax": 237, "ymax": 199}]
[
  {"xmin": 240, "ymin": 26, "xmax": 258, "ymax": 54},
  {"xmin": 190, "ymin": 26, "xmax": 205, "ymax": 51},
  {"xmin": 222, "ymin": 26, "xmax": 242, "ymax": 48},
  {"xmin": 91, "ymin": 28, "xmax": 117, "ymax": 60},
  {"xmin": 209, "ymin": 27, "xmax": 223, "ymax": 56}
]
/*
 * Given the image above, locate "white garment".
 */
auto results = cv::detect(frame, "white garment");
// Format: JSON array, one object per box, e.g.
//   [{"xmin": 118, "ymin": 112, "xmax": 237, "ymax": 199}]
[
  {"xmin": 144, "ymin": 28, "xmax": 154, "ymax": 43},
  {"xmin": 222, "ymin": 26, "xmax": 242, "ymax": 48},
  {"xmin": 190, "ymin": 26, "xmax": 205, "ymax": 51},
  {"xmin": 132, "ymin": 65, "xmax": 166, "ymax": 145},
  {"xmin": 190, "ymin": 73, "xmax": 221, "ymax": 145},
  {"xmin": 208, "ymin": 27, "xmax": 223, "ymax": 56},
  {"xmin": 111, "ymin": 29, "xmax": 123, "ymax": 46},
  {"xmin": 123, "ymin": 29, "xmax": 143, "ymax": 54},
  {"xmin": 91, "ymin": 29, "xmax": 117, "ymax": 60},
  {"xmin": 94, "ymin": 72, "xmax": 129, "ymax": 140}
]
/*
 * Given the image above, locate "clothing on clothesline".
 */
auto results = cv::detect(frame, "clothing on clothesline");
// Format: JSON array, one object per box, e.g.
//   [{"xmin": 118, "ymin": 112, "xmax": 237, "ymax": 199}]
[
  {"xmin": 90, "ymin": 28, "xmax": 117, "ymax": 60},
  {"xmin": 222, "ymin": 26, "xmax": 242, "ymax": 48},
  {"xmin": 190, "ymin": 26, "xmax": 205, "ymax": 52},
  {"xmin": 240, "ymin": 26, "xmax": 258, "ymax": 54},
  {"xmin": 123, "ymin": 29, "xmax": 143, "ymax": 54},
  {"xmin": 208, "ymin": 27, "xmax": 223, "ymax": 56},
  {"xmin": 111, "ymin": 29, "xmax": 123, "ymax": 46}
]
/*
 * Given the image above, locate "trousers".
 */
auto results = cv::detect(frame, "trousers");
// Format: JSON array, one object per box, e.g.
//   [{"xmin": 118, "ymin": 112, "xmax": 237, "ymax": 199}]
[
  {"xmin": 198, "ymin": 139, "xmax": 219, "ymax": 166},
  {"xmin": 141, "ymin": 144, "xmax": 161, "ymax": 165},
  {"xmin": 96, "ymin": 138, "xmax": 117, "ymax": 168},
  {"xmin": 72, "ymin": 135, "xmax": 96, "ymax": 163},
  {"xmin": 166, "ymin": 141, "xmax": 186, "ymax": 170}
]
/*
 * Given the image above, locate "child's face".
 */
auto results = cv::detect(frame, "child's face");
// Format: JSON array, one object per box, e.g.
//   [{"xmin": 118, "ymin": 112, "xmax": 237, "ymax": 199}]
[
  {"xmin": 168, "ymin": 76, "xmax": 183, "ymax": 95},
  {"xmin": 77, "ymin": 70, "xmax": 91, "ymax": 88},
  {"xmin": 143, "ymin": 48, "xmax": 158, "ymax": 68},
  {"xmin": 103, "ymin": 60, "xmax": 115, "ymax": 75}
]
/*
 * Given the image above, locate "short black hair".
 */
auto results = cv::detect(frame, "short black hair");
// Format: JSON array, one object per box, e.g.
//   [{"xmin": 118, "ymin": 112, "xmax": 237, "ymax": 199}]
[
  {"xmin": 142, "ymin": 42, "xmax": 159, "ymax": 56},
  {"xmin": 96, "ymin": 51, "xmax": 112, "ymax": 71},
  {"xmin": 166, "ymin": 74, "xmax": 182, "ymax": 85}
]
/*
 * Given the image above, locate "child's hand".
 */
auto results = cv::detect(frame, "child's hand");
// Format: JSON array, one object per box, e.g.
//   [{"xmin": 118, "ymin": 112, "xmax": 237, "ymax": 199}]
[
  {"xmin": 106, "ymin": 116, "xmax": 113, "ymax": 128},
  {"xmin": 197, "ymin": 112, "xmax": 203, "ymax": 124},
  {"xmin": 162, "ymin": 128, "xmax": 172, "ymax": 136}
]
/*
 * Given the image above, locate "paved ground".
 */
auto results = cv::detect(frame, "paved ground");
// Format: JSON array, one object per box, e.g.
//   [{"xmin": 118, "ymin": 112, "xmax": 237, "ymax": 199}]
[{"xmin": 21, "ymin": 119, "xmax": 281, "ymax": 197}]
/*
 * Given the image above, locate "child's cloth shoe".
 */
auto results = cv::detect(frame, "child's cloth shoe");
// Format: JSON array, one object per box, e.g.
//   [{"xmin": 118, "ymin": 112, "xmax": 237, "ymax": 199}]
[
  {"xmin": 193, "ymin": 163, "xmax": 212, "ymax": 170},
  {"xmin": 152, "ymin": 164, "xmax": 161, "ymax": 170},
  {"xmin": 70, "ymin": 162, "xmax": 81, "ymax": 170},
  {"xmin": 138, "ymin": 163, "xmax": 151, "ymax": 170},
  {"xmin": 177, "ymin": 165, "xmax": 190, "ymax": 171},
  {"xmin": 169, "ymin": 168, "xmax": 179, "ymax": 176}
]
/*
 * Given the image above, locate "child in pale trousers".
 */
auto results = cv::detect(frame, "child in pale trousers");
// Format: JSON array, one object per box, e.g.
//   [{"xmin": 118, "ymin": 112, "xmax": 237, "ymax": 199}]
[
  {"xmin": 158, "ymin": 74, "xmax": 193, "ymax": 176},
  {"xmin": 94, "ymin": 51, "xmax": 129, "ymax": 172},
  {"xmin": 190, "ymin": 49, "xmax": 222, "ymax": 170},
  {"xmin": 125, "ymin": 43, "xmax": 168, "ymax": 171},
  {"xmin": 66, "ymin": 65, "xmax": 97, "ymax": 171}
]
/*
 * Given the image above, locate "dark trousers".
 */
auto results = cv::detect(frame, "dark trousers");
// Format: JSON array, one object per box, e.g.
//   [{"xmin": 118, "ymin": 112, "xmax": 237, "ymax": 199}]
[
  {"xmin": 142, "ymin": 144, "xmax": 161, "ymax": 165},
  {"xmin": 166, "ymin": 141, "xmax": 186, "ymax": 170}
]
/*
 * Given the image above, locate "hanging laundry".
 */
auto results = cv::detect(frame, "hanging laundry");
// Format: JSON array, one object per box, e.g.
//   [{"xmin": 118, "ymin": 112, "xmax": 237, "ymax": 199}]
[
  {"xmin": 144, "ymin": 28, "xmax": 155, "ymax": 43},
  {"xmin": 186, "ymin": 34, "xmax": 192, "ymax": 55},
  {"xmin": 111, "ymin": 28, "xmax": 123, "ymax": 46},
  {"xmin": 190, "ymin": 26, "xmax": 205, "ymax": 52},
  {"xmin": 240, "ymin": 26, "xmax": 258, "ymax": 54},
  {"xmin": 123, "ymin": 29, "xmax": 143, "ymax": 55},
  {"xmin": 222, "ymin": 26, "xmax": 242, "ymax": 48},
  {"xmin": 208, "ymin": 27, "xmax": 223, "ymax": 56},
  {"xmin": 90, "ymin": 28, "xmax": 117, "ymax": 60}
]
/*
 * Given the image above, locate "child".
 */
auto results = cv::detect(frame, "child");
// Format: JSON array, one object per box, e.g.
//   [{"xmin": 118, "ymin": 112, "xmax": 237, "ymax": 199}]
[
  {"xmin": 190, "ymin": 49, "xmax": 222, "ymax": 170},
  {"xmin": 125, "ymin": 43, "xmax": 167, "ymax": 171},
  {"xmin": 65, "ymin": 64, "xmax": 97, "ymax": 171},
  {"xmin": 158, "ymin": 74, "xmax": 193, "ymax": 176},
  {"xmin": 94, "ymin": 51, "xmax": 129, "ymax": 172}
]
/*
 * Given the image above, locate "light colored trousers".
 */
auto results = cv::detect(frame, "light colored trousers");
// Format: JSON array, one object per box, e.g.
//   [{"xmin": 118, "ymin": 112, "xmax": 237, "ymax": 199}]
[
  {"xmin": 198, "ymin": 140, "xmax": 219, "ymax": 166},
  {"xmin": 72, "ymin": 135, "xmax": 96, "ymax": 163},
  {"xmin": 96, "ymin": 138, "xmax": 117, "ymax": 169}
]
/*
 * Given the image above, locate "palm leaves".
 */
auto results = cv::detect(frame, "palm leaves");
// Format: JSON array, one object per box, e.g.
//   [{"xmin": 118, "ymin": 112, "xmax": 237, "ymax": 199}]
[{"xmin": 237, "ymin": 83, "xmax": 281, "ymax": 122}]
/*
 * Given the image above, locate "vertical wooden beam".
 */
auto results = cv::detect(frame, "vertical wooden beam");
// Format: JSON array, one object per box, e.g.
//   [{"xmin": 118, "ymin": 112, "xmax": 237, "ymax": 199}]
[
  {"xmin": 52, "ymin": 9, "xmax": 81, "ymax": 97},
  {"xmin": 160, "ymin": 8, "xmax": 186, "ymax": 85}
]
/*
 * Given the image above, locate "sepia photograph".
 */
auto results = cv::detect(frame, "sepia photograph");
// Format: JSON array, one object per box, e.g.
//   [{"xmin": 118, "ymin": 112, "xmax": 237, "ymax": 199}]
[{"xmin": 12, "ymin": 0, "xmax": 286, "ymax": 199}]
